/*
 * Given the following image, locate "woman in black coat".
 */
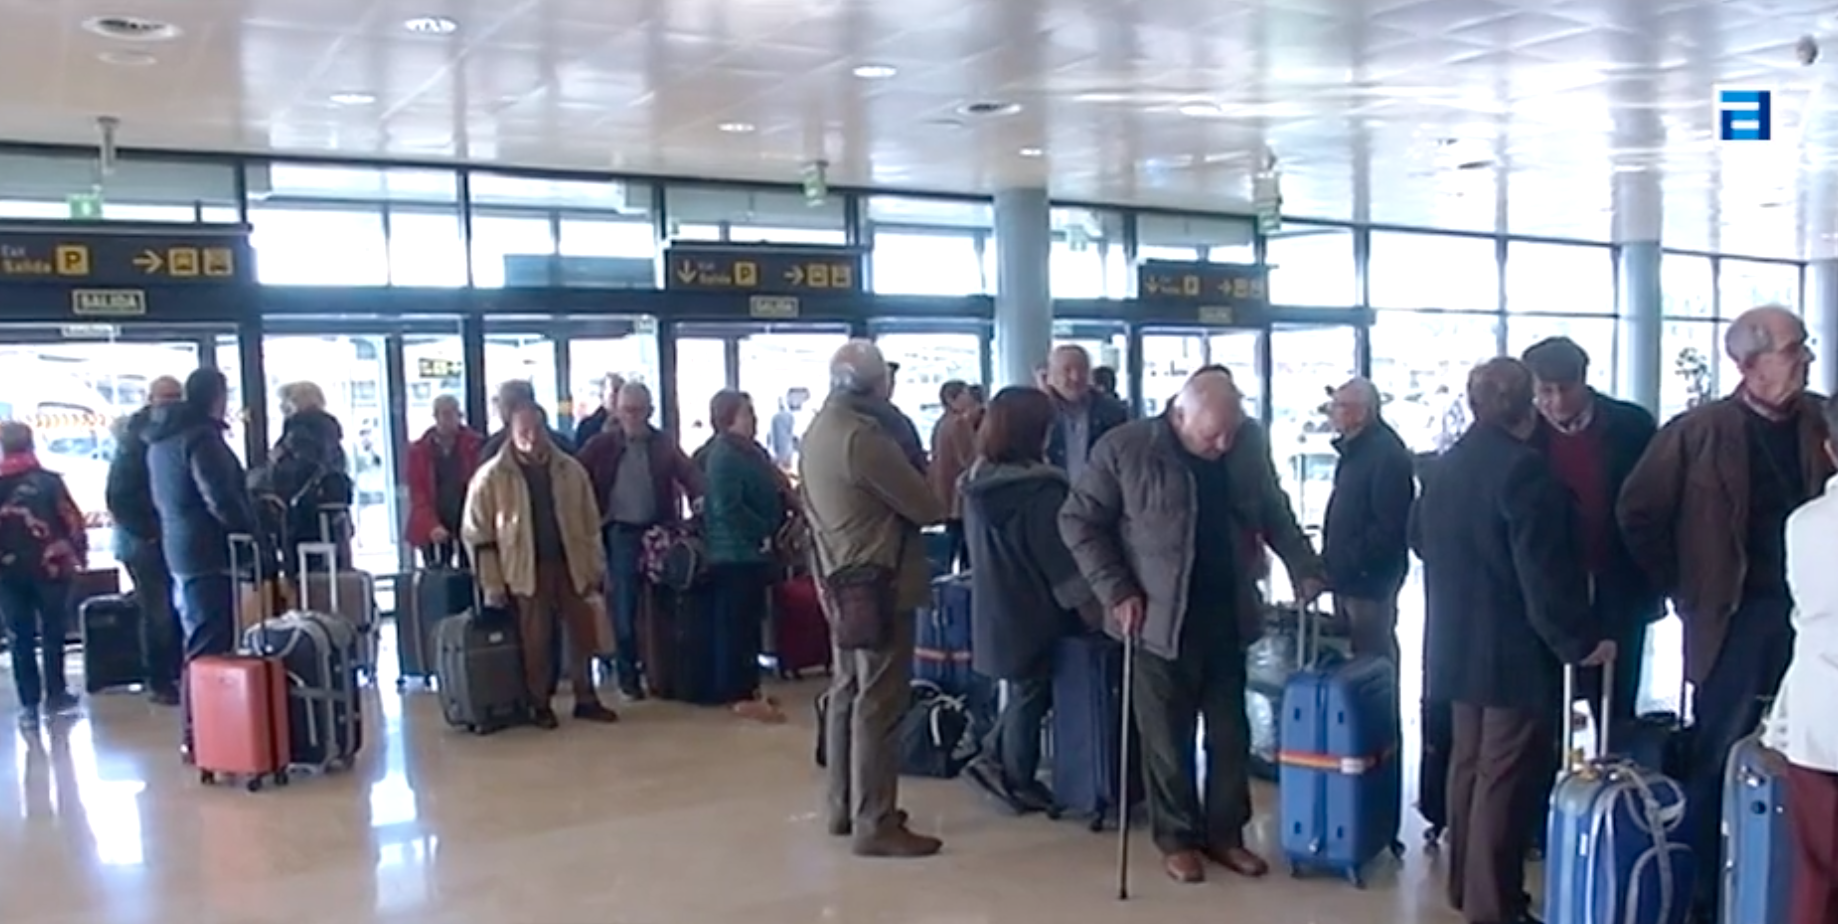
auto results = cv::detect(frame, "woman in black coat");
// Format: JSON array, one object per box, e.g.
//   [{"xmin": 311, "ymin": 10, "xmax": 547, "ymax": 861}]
[{"xmin": 959, "ymin": 386, "xmax": 1101, "ymax": 814}]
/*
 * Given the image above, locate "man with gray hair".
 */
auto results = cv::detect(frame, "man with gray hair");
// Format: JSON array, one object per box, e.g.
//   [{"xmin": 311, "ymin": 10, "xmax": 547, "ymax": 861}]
[
  {"xmin": 800, "ymin": 339, "xmax": 946, "ymax": 857},
  {"xmin": 1619, "ymin": 303, "xmax": 1834, "ymax": 918},
  {"xmin": 105, "ymin": 374, "xmax": 185, "ymax": 705},
  {"xmin": 1320, "ymin": 376, "xmax": 1415, "ymax": 665},
  {"xmin": 1044, "ymin": 344, "xmax": 1130, "ymax": 481}
]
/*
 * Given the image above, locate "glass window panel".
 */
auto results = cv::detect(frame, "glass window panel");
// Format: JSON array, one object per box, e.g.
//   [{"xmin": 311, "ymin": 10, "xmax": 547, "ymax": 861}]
[
  {"xmin": 666, "ymin": 186, "xmax": 845, "ymax": 242},
  {"xmin": 1137, "ymin": 214, "xmax": 1255, "ymax": 263},
  {"xmin": 403, "ymin": 334, "xmax": 470, "ymax": 433},
  {"xmin": 673, "ymin": 337, "xmax": 730, "ymax": 449},
  {"xmin": 567, "ymin": 331, "xmax": 663, "ymax": 430},
  {"xmin": 483, "ymin": 334, "xmax": 558, "ymax": 434},
  {"xmin": 1138, "ymin": 244, "xmax": 1202, "ymax": 262},
  {"xmin": 1141, "ymin": 332, "xmax": 1212, "ymax": 417},
  {"xmin": 261, "ymin": 334, "xmax": 398, "ymax": 575},
  {"xmin": 1505, "ymin": 315, "xmax": 1618, "ymax": 391},
  {"xmin": 1661, "ymin": 253, "xmax": 1714, "ymax": 319},
  {"xmin": 0, "ymin": 152, "xmax": 238, "ymax": 221},
  {"xmin": 387, "ymin": 209, "xmax": 466, "ymax": 287},
  {"xmin": 1369, "ymin": 232, "xmax": 1500, "ymax": 311},
  {"xmin": 1662, "ymin": 320, "xmax": 1719, "ymax": 422},
  {"xmin": 1266, "ymin": 225, "xmax": 1355, "ymax": 307},
  {"xmin": 1051, "ymin": 207, "xmax": 1130, "ymax": 299},
  {"xmin": 557, "ymin": 219, "xmax": 660, "ymax": 288},
  {"xmin": 738, "ymin": 330, "xmax": 850, "ymax": 472},
  {"xmin": 215, "ymin": 334, "xmax": 248, "ymax": 463},
  {"xmin": 1506, "ymin": 241, "xmax": 1614, "ymax": 315},
  {"xmin": 470, "ymin": 173, "xmax": 649, "ymax": 213},
  {"xmin": 471, "ymin": 213, "xmax": 556, "ymax": 288},
  {"xmin": 1371, "ymin": 311, "xmax": 1503, "ymax": 453},
  {"xmin": 249, "ymin": 206, "xmax": 388, "ymax": 286},
  {"xmin": 867, "ymin": 197, "xmax": 993, "ymax": 228},
  {"xmin": 871, "ymin": 231, "xmax": 984, "ymax": 295},
  {"xmin": 876, "ymin": 332, "xmax": 983, "ymax": 447},
  {"xmin": 1719, "ymin": 259, "xmax": 1800, "ymax": 317},
  {"xmin": 252, "ymin": 162, "xmax": 458, "ymax": 205}
]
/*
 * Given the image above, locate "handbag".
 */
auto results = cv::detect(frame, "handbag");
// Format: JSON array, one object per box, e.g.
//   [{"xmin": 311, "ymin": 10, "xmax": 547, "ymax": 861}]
[{"xmin": 822, "ymin": 562, "xmax": 898, "ymax": 650}]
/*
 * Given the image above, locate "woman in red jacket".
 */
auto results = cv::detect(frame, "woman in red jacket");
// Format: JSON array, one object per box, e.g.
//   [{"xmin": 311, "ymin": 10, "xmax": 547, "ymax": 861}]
[{"xmin": 404, "ymin": 396, "xmax": 483, "ymax": 567}]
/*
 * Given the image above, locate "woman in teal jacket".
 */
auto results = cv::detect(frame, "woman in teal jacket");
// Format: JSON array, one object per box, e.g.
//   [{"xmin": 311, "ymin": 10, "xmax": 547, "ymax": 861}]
[{"xmin": 701, "ymin": 390, "xmax": 787, "ymax": 721}]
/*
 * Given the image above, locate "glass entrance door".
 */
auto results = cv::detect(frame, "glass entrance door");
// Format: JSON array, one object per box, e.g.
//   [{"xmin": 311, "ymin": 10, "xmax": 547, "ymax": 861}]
[
  {"xmin": 0, "ymin": 327, "xmax": 222, "ymax": 575},
  {"xmin": 481, "ymin": 317, "xmax": 661, "ymax": 438},
  {"xmin": 870, "ymin": 320, "xmax": 987, "ymax": 451},
  {"xmin": 672, "ymin": 323, "xmax": 850, "ymax": 470}
]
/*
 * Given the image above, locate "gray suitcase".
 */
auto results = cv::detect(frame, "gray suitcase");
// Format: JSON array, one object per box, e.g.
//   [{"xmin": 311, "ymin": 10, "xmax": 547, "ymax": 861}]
[
  {"xmin": 436, "ymin": 607, "xmax": 528, "ymax": 734},
  {"xmin": 242, "ymin": 543, "xmax": 364, "ymax": 772}
]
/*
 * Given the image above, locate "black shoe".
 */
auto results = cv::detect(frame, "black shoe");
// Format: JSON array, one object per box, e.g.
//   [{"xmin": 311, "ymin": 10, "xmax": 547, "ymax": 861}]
[
  {"xmin": 617, "ymin": 671, "xmax": 647, "ymax": 702},
  {"xmin": 149, "ymin": 688, "xmax": 181, "ymax": 707},
  {"xmin": 963, "ymin": 759, "xmax": 1031, "ymax": 815},
  {"xmin": 531, "ymin": 707, "xmax": 560, "ymax": 730},
  {"xmin": 1013, "ymin": 780, "xmax": 1057, "ymax": 815},
  {"xmin": 572, "ymin": 702, "xmax": 620, "ymax": 723}
]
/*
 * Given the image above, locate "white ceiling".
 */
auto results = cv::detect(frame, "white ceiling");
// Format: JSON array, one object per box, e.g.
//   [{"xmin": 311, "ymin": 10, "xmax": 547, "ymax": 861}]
[{"xmin": 2, "ymin": 0, "xmax": 1837, "ymax": 257}]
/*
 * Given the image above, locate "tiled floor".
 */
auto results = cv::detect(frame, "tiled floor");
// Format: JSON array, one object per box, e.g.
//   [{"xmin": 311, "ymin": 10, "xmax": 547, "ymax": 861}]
[{"xmin": 0, "ymin": 600, "xmax": 1684, "ymax": 924}]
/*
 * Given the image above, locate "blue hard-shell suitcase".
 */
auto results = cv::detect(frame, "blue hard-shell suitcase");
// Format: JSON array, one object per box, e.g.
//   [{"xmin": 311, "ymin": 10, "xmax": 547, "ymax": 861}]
[
  {"xmin": 1277, "ymin": 646, "xmax": 1403, "ymax": 887},
  {"xmin": 915, "ymin": 574, "xmax": 975, "ymax": 693},
  {"xmin": 1544, "ymin": 668, "xmax": 1694, "ymax": 924},
  {"xmin": 1721, "ymin": 731, "xmax": 1791, "ymax": 924},
  {"xmin": 1049, "ymin": 633, "xmax": 1141, "ymax": 830}
]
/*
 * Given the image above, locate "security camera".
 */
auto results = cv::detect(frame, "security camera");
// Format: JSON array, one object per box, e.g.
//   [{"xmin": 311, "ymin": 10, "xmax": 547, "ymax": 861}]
[{"xmin": 1796, "ymin": 34, "xmax": 1820, "ymax": 66}]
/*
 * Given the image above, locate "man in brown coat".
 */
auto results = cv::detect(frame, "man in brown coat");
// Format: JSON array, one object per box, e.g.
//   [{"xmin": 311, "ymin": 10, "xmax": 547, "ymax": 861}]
[
  {"xmin": 801, "ymin": 340, "xmax": 948, "ymax": 858},
  {"xmin": 1618, "ymin": 303, "xmax": 1833, "ymax": 917},
  {"xmin": 1060, "ymin": 368, "xmax": 1324, "ymax": 884},
  {"xmin": 927, "ymin": 379, "xmax": 980, "ymax": 570}
]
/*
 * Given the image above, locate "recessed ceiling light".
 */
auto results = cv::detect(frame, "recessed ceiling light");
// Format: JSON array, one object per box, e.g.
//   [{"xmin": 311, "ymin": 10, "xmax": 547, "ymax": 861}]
[
  {"xmin": 852, "ymin": 64, "xmax": 898, "ymax": 79},
  {"xmin": 82, "ymin": 16, "xmax": 181, "ymax": 42},
  {"xmin": 403, "ymin": 16, "xmax": 459, "ymax": 35},
  {"xmin": 1018, "ymin": 147, "xmax": 1044, "ymax": 158},
  {"xmin": 718, "ymin": 122, "xmax": 756, "ymax": 133},
  {"xmin": 97, "ymin": 50, "xmax": 157, "ymax": 67},
  {"xmin": 330, "ymin": 92, "xmax": 377, "ymax": 105},
  {"xmin": 956, "ymin": 100, "xmax": 1022, "ymax": 118}
]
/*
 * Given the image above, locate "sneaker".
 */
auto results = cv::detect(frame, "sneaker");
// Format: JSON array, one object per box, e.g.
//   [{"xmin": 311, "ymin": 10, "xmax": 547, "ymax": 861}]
[{"xmin": 41, "ymin": 692, "xmax": 79, "ymax": 715}]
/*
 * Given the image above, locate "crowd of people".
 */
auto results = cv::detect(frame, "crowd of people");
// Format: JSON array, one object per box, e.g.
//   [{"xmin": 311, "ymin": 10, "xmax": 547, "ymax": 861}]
[{"xmin": 1, "ymin": 306, "xmax": 1835, "ymax": 924}]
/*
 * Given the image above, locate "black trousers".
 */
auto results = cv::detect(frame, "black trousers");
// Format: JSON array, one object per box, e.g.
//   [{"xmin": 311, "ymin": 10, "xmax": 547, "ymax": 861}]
[
  {"xmin": 1131, "ymin": 616, "xmax": 1252, "ymax": 854},
  {"xmin": 707, "ymin": 562, "xmax": 769, "ymax": 704},
  {"xmin": 124, "ymin": 542, "xmax": 181, "ymax": 696},
  {"xmin": 944, "ymin": 519, "xmax": 968, "ymax": 572},
  {"xmin": 1684, "ymin": 596, "xmax": 1794, "ymax": 912}
]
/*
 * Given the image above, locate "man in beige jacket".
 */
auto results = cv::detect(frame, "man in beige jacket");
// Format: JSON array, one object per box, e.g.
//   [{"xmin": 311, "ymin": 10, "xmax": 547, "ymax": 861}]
[
  {"xmin": 464, "ymin": 404, "xmax": 619, "ymax": 729},
  {"xmin": 801, "ymin": 340, "xmax": 947, "ymax": 858}
]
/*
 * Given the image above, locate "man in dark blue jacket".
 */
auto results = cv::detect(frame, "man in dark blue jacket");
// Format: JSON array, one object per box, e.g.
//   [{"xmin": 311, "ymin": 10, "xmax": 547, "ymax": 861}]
[
  {"xmin": 1044, "ymin": 345, "xmax": 1130, "ymax": 480},
  {"xmin": 146, "ymin": 368, "xmax": 260, "ymax": 754},
  {"xmin": 1321, "ymin": 377, "xmax": 1417, "ymax": 664},
  {"xmin": 105, "ymin": 374, "xmax": 184, "ymax": 706}
]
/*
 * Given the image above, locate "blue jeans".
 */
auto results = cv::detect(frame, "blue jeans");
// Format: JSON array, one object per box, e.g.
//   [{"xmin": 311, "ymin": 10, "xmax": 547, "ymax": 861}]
[
  {"xmin": 605, "ymin": 524, "xmax": 647, "ymax": 678},
  {"xmin": 174, "ymin": 571, "xmax": 238, "ymax": 746},
  {"xmin": 0, "ymin": 576, "xmax": 71, "ymax": 708}
]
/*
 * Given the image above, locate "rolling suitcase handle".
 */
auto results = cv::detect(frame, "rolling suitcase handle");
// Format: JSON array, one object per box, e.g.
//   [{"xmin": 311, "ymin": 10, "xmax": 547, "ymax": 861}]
[
  {"xmin": 1561, "ymin": 661, "xmax": 1614, "ymax": 771},
  {"xmin": 296, "ymin": 541, "xmax": 343, "ymax": 616},
  {"xmin": 230, "ymin": 533, "xmax": 274, "ymax": 656},
  {"xmin": 1116, "ymin": 628, "xmax": 1135, "ymax": 901}
]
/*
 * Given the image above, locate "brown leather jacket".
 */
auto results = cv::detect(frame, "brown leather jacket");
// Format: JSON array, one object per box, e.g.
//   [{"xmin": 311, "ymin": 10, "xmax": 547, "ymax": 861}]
[
  {"xmin": 928, "ymin": 410, "xmax": 978, "ymax": 519},
  {"xmin": 1617, "ymin": 394, "xmax": 1832, "ymax": 682}
]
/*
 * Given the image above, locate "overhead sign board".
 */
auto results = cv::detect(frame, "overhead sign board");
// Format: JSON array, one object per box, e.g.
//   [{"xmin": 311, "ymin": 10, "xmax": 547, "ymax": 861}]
[
  {"xmin": 665, "ymin": 245, "xmax": 863, "ymax": 295},
  {"xmin": 0, "ymin": 228, "xmax": 253, "ymax": 286},
  {"xmin": 1137, "ymin": 260, "xmax": 1269, "ymax": 307}
]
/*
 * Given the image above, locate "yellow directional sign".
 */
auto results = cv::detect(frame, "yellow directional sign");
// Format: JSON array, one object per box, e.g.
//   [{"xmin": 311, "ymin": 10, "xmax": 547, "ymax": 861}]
[
  {"xmin": 665, "ymin": 246, "xmax": 863, "ymax": 295},
  {"xmin": 1137, "ymin": 260, "xmax": 1269, "ymax": 310},
  {"xmin": 0, "ymin": 230, "xmax": 248, "ymax": 285},
  {"xmin": 55, "ymin": 244, "xmax": 89, "ymax": 276},
  {"xmin": 133, "ymin": 250, "xmax": 163, "ymax": 274}
]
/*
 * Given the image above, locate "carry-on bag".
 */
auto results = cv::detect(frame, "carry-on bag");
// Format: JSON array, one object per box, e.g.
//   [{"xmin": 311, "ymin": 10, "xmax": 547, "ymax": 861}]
[
  {"xmin": 1276, "ymin": 608, "xmax": 1404, "ymax": 887},
  {"xmin": 1721, "ymin": 722, "xmax": 1792, "ymax": 924},
  {"xmin": 435, "ymin": 600, "xmax": 527, "ymax": 734},
  {"xmin": 771, "ymin": 574, "xmax": 830, "ymax": 678},
  {"xmin": 80, "ymin": 593, "xmax": 146, "ymax": 694},
  {"xmin": 1544, "ymin": 664, "xmax": 1695, "ymax": 924},
  {"xmin": 245, "ymin": 541, "xmax": 364, "ymax": 773},
  {"xmin": 647, "ymin": 585, "xmax": 727, "ymax": 705},
  {"xmin": 898, "ymin": 680, "xmax": 976, "ymax": 778},
  {"xmin": 1418, "ymin": 696, "xmax": 1453, "ymax": 845},
  {"xmin": 915, "ymin": 573, "xmax": 975, "ymax": 692},
  {"xmin": 397, "ymin": 544, "xmax": 474, "ymax": 686},
  {"xmin": 191, "ymin": 534, "xmax": 291, "ymax": 791},
  {"xmin": 1049, "ymin": 632, "xmax": 1142, "ymax": 831},
  {"xmin": 1245, "ymin": 605, "xmax": 1353, "ymax": 781}
]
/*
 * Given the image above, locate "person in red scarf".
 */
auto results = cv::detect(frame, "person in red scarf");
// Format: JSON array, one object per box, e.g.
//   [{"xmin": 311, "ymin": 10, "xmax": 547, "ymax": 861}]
[
  {"xmin": 0, "ymin": 421, "xmax": 89, "ymax": 726},
  {"xmin": 404, "ymin": 395, "xmax": 484, "ymax": 567}
]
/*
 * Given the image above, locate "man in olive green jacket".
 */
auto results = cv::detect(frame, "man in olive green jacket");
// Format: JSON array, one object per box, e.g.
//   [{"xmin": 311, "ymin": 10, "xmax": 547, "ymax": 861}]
[
  {"xmin": 800, "ymin": 340, "xmax": 947, "ymax": 858},
  {"xmin": 1060, "ymin": 369, "xmax": 1324, "ymax": 884}
]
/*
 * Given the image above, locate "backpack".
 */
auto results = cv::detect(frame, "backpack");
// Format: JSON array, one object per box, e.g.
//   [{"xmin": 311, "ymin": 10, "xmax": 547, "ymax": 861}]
[
  {"xmin": 897, "ymin": 681, "xmax": 977, "ymax": 779},
  {"xmin": 0, "ymin": 471, "xmax": 79, "ymax": 580}
]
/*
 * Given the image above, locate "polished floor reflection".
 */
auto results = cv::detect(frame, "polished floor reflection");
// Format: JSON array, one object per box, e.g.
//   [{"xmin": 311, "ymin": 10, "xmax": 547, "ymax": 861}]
[{"xmin": 0, "ymin": 598, "xmax": 1683, "ymax": 924}]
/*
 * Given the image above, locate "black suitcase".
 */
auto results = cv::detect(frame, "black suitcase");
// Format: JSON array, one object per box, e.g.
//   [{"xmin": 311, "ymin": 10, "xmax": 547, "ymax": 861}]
[
  {"xmin": 398, "ymin": 567, "xmax": 473, "ymax": 685},
  {"xmin": 1049, "ymin": 633, "xmax": 1143, "ymax": 830},
  {"xmin": 80, "ymin": 593, "xmax": 145, "ymax": 694},
  {"xmin": 653, "ymin": 587, "xmax": 725, "ymax": 705},
  {"xmin": 1418, "ymin": 696, "xmax": 1452, "ymax": 839}
]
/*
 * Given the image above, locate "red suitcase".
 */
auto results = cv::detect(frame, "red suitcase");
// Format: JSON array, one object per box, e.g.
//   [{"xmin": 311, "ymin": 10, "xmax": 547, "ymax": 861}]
[
  {"xmin": 772, "ymin": 575, "xmax": 830, "ymax": 678},
  {"xmin": 189, "ymin": 654, "xmax": 290, "ymax": 790}
]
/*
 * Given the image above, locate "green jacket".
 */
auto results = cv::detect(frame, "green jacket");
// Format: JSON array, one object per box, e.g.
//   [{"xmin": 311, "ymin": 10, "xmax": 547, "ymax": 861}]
[{"xmin": 702, "ymin": 434, "xmax": 784, "ymax": 565}]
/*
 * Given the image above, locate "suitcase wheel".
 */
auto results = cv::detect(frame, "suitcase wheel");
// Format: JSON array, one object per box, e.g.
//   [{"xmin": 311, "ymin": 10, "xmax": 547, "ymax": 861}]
[
  {"xmin": 274, "ymin": 770, "xmax": 291, "ymax": 787},
  {"xmin": 246, "ymin": 777, "xmax": 264, "ymax": 793},
  {"xmin": 199, "ymin": 770, "xmax": 216, "ymax": 785},
  {"xmin": 1347, "ymin": 870, "xmax": 1365, "ymax": 890},
  {"xmin": 1388, "ymin": 841, "xmax": 1405, "ymax": 859},
  {"xmin": 1086, "ymin": 815, "xmax": 1103, "ymax": 834},
  {"xmin": 1288, "ymin": 864, "xmax": 1303, "ymax": 879}
]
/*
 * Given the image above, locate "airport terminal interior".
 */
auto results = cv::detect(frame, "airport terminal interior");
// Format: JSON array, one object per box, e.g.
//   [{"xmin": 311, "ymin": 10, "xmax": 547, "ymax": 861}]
[{"xmin": 0, "ymin": 0, "xmax": 1832, "ymax": 920}]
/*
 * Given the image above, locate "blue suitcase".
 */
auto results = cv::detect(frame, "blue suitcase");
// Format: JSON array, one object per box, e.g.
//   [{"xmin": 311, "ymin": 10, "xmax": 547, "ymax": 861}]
[
  {"xmin": 1721, "ymin": 731, "xmax": 1791, "ymax": 924},
  {"xmin": 915, "ymin": 574, "xmax": 975, "ymax": 693},
  {"xmin": 1049, "ymin": 633, "xmax": 1141, "ymax": 830},
  {"xmin": 1545, "ymin": 668, "xmax": 1694, "ymax": 924},
  {"xmin": 1277, "ymin": 644, "xmax": 1403, "ymax": 887}
]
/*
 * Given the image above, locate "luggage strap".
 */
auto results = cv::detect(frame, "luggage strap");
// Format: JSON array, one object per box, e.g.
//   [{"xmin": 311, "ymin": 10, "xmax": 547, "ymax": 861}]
[
  {"xmin": 1580, "ymin": 767, "xmax": 1684, "ymax": 924},
  {"xmin": 1275, "ymin": 744, "xmax": 1396, "ymax": 775},
  {"xmin": 913, "ymin": 647, "xmax": 971, "ymax": 664}
]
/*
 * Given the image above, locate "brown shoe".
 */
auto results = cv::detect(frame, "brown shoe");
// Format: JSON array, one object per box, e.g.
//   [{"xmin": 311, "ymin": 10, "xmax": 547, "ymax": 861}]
[
  {"xmin": 851, "ymin": 823, "xmax": 942, "ymax": 859},
  {"xmin": 828, "ymin": 809, "xmax": 908, "ymax": 838},
  {"xmin": 1206, "ymin": 845, "xmax": 1270, "ymax": 878},
  {"xmin": 1163, "ymin": 849, "xmax": 1207, "ymax": 884}
]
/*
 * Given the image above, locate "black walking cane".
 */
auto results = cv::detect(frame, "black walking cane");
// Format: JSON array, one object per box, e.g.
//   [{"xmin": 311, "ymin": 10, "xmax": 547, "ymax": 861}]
[{"xmin": 1116, "ymin": 626, "xmax": 1136, "ymax": 900}]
